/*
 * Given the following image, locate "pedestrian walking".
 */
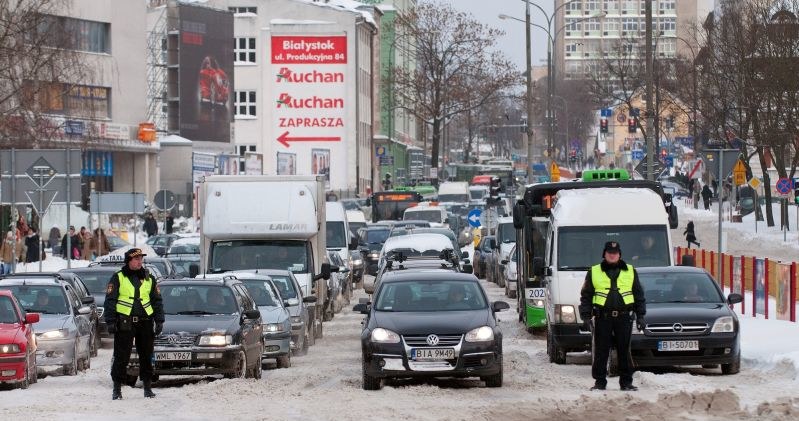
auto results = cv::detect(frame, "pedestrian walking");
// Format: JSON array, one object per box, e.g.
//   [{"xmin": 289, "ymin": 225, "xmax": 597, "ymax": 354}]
[
  {"xmin": 61, "ymin": 226, "xmax": 82, "ymax": 260},
  {"xmin": 165, "ymin": 214, "xmax": 174, "ymax": 235},
  {"xmin": 683, "ymin": 221, "xmax": 700, "ymax": 249},
  {"xmin": 25, "ymin": 227, "xmax": 40, "ymax": 263},
  {"xmin": 104, "ymin": 248, "xmax": 164, "ymax": 400},
  {"xmin": 692, "ymin": 179, "xmax": 701, "ymax": 209},
  {"xmin": 579, "ymin": 241, "xmax": 646, "ymax": 391},
  {"xmin": 143, "ymin": 212, "xmax": 158, "ymax": 237},
  {"xmin": 701, "ymin": 184, "xmax": 712, "ymax": 210},
  {"xmin": 81, "ymin": 228, "xmax": 93, "ymax": 260},
  {"xmin": 0, "ymin": 231, "xmax": 14, "ymax": 274},
  {"xmin": 48, "ymin": 226, "xmax": 61, "ymax": 256}
]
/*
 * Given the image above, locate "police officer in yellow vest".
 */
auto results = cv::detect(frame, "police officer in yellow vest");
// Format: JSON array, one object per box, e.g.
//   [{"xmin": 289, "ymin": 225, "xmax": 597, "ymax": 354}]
[
  {"xmin": 104, "ymin": 248, "xmax": 164, "ymax": 400},
  {"xmin": 579, "ymin": 241, "xmax": 646, "ymax": 391}
]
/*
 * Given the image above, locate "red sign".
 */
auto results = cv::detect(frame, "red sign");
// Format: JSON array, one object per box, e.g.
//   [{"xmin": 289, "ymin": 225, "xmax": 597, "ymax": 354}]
[{"xmin": 271, "ymin": 36, "xmax": 347, "ymax": 64}]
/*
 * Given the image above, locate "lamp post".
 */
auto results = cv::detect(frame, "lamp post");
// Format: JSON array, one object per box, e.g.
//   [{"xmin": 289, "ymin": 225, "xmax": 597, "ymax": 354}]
[
  {"xmin": 500, "ymin": 6, "xmax": 605, "ymax": 161},
  {"xmin": 674, "ymin": 36, "xmax": 700, "ymax": 154}
]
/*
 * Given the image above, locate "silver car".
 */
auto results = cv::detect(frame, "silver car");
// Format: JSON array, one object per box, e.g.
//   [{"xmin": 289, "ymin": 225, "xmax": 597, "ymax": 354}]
[
  {"xmin": 252, "ymin": 270, "xmax": 316, "ymax": 356},
  {"xmin": 0, "ymin": 277, "xmax": 93, "ymax": 375}
]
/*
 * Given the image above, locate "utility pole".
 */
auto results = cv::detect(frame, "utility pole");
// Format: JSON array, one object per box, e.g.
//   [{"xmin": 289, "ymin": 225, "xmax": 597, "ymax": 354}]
[
  {"xmin": 525, "ymin": 2, "xmax": 536, "ymax": 177},
  {"xmin": 645, "ymin": 0, "xmax": 655, "ymax": 181}
]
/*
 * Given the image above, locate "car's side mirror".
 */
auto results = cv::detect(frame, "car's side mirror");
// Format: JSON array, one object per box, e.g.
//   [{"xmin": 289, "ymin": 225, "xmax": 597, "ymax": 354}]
[
  {"xmin": 25, "ymin": 313, "xmax": 40, "ymax": 324},
  {"xmin": 492, "ymin": 301, "xmax": 510, "ymax": 312},
  {"xmin": 244, "ymin": 309, "xmax": 261, "ymax": 319},
  {"xmin": 461, "ymin": 251, "xmax": 469, "ymax": 259},
  {"xmin": 81, "ymin": 296, "xmax": 96, "ymax": 305},
  {"xmin": 302, "ymin": 296, "xmax": 318, "ymax": 304},
  {"xmin": 315, "ymin": 263, "xmax": 332, "ymax": 281},
  {"xmin": 189, "ymin": 263, "xmax": 200, "ymax": 278},
  {"xmin": 77, "ymin": 306, "xmax": 92, "ymax": 315},
  {"xmin": 727, "ymin": 293, "xmax": 743, "ymax": 305},
  {"xmin": 352, "ymin": 303, "xmax": 370, "ymax": 314}
]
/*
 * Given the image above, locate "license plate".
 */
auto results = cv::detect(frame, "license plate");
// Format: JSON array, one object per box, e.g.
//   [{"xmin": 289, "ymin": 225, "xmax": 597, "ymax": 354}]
[
  {"xmin": 525, "ymin": 288, "xmax": 546, "ymax": 300},
  {"xmin": 657, "ymin": 340, "xmax": 699, "ymax": 351},
  {"xmin": 411, "ymin": 348, "xmax": 455, "ymax": 361},
  {"xmin": 154, "ymin": 352, "xmax": 192, "ymax": 361}
]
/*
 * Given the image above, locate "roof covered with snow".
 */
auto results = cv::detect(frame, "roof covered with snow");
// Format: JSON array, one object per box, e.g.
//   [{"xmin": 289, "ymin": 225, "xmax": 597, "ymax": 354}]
[{"xmin": 293, "ymin": 0, "xmax": 376, "ymax": 25}]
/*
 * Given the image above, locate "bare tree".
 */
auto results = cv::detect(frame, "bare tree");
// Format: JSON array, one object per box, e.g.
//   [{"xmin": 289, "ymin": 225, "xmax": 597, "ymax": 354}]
[
  {"xmin": 391, "ymin": 1, "xmax": 520, "ymax": 172},
  {"xmin": 0, "ymin": 0, "xmax": 94, "ymax": 147}
]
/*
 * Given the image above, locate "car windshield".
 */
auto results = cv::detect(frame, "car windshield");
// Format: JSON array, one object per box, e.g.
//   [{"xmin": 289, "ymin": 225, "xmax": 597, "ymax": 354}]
[
  {"xmin": 557, "ymin": 225, "xmax": 669, "ymax": 270},
  {"xmin": 404, "ymin": 210, "xmax": 443, "ymax": 223},
  {"xmin": 240, "ymin": 280, "xmax": 281, "ymax": 307},
  {"xmin": 470, "ymin": 189, "xmax": 486, "ymax": 200},
  {"xmin": 0, "ymin": 296, "xmax": 19, "ymax": 323},
  {"xmin": 161, "ymin": 285, "xmax": 238, "ymax": 315},
  {"xmin": 374, "ymin": 280, "xmax": 487, "ymax": 312},
  {"xmin": 266, "ymin": 275, "xmax": 298, "ymax": 300},
  {"xmin": 146, "ymin": 260, "xmax": 169, "ymax": 276},
  {"xmin": 437, "ymin": 194, "xmax": 469, "ymax": 203},
  {"xmin": 0, "ymin": 285, "xmax": 70, "ymax": 314},
  {"xmin": 169, "ymin": 243, "xmax": 200, "ymax": 254},
  {"xmin": 638, "ymin": 272, "xmax": 725, "ymax": 303},
  {"xmin": 349, "ymin": 222, "xmax": 367, "ymax": 236},
  {"xmin": 63, "ymin": 270, "xmax": 115, "ymax": 294},
  {"xmin": 166, "ymin": 256, "xmax": 201, "ymax": 277},
  {"xmin": 364, "ymin": 229, "xmax": 389, "ymax": 244},
  {"xmin": 341, "ymin": 200, "xmax": 361, "ymax": 211},
  {"xmin": 326, "ymin": 221, "xmax": 347, "ymax": 248},
  {"xmin": 210, "ymin": 240, "xmax": 310, "ymax": 273},
  {"xmin": 497, "ymin": 223, "xmax": 516, "ymax": 243}
]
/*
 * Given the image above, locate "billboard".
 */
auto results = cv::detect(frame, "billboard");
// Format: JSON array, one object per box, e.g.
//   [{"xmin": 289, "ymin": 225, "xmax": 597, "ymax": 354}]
[
  {"xmin": 178, "ymin": 4, "xmax": 234, "ymax": 142},
  {"xmin": 277, "ymin": 152, "xmax": 296, "ymax": 175},
  {"xmin": 269, "ymin": 34, "xmax": 347, "ymax": 188}
]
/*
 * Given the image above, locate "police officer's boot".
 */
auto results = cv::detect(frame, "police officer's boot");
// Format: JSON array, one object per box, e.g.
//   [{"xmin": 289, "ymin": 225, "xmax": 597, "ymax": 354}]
[
  {"xmin": 112, "ymin": 382, "xmax": 122, "ymax": 400},
  {"xmin": 143, "ymin": 380, "xmax": 156, "ymax": 398}
]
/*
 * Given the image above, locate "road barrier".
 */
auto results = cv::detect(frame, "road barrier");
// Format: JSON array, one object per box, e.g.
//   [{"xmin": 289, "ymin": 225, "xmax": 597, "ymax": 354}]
[{"xmin": 675, "ymin": 247, "xmax": 797, "ymax": 322}]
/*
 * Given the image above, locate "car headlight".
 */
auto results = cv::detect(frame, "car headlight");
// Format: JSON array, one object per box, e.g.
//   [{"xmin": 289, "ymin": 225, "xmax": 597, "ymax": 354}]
[
  {"xmin": 368, "ymin": 253, "xmax": 380, "ymax": 259},
  {"xmin": 0, "ymin": 344, "xmax": 21, "ymax": 354},
  {"xmin": 353, "ymin": 259, "xmax": 363, "ymax": 266},
  {"xmin": 290, "ymin": 316, "xmax": 303, "ymax": 324},
  {"xmin": 38, "ymin": 329, "xmax": 69, "ymax": 340},
  {"xmin": 198, "ymin": 334, "xmax": 232, "ymax": 346},
  {"xmin": 370, "ymin": 328, "xmax": 400, "ymax": 343},
  {"xmin": 711, "ymin": 316, "xmax": 735, "ymax": 333},
  {"xmin": 556, "ymin": 305, "xmax": 576, "ymax": 323},
  {"xmin": 465, "ymin": 326, "xmax": 494, "ymax": 342},
  {"xmin": 263, "ymin": 323, "xmax": 285, "ymax": 333}
]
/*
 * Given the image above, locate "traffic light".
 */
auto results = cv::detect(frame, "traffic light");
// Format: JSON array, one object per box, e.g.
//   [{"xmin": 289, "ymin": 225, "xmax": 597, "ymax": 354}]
[
  {"xmin": 489, "ymin": 177, "xmax": 502, "ymax": 197},
  {"xmin": 628, "ymin": 118, "xmax": 637, "ymax": 133},
  {"xmin": 600, "ymin": 118, "xmax": 608, "ymax": 133}
]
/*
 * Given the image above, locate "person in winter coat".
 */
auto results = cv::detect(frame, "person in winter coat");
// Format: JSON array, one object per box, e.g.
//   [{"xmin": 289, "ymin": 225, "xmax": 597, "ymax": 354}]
[
  {"xmin": 683, "ymin": 221, "xmax": 700, "ymax": 248},
  {"xmin": 701, "ymin": 184, "xmax": 712, "ymax": 210},
  {"xmin": 25, "ymin": 227, "xmax": 40, "ymax": 263},
  {"xmin": 81, "ymin": 228, "xmax": 93, "ymax": 260},
  {"xmin": 143, "ymin": 213, "xmax": 158, "ymax": 237},
  {"xmin": 48, "ymin": 227, "xmax": 61, "ymax": 256},
  {"xmin": 165, "ymin": 214, "xmax": 174, "ymax": 234},
  {"xmin": 0, "ymin": 231, "xmax": 14, "ymax": 274},
  {"xmin": 61, "ymin": 226, "xmax": 82, "ymax": 260},
  {"xmin": 92, "ymin": 228, "xmax": 112, "ymax": 257},
  {"xmin": 692, "ymin": 179, "xmax": 701, "ymax": 209}
]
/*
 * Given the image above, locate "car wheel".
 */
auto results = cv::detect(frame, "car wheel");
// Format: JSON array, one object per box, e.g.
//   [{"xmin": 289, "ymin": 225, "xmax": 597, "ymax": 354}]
[
  {"xmin": 297, "ymin": 334, "xmax": 309, "ymax": 356},
  {"xmin": 483, "ymin": 366, "xmax": 503, "ymax": 388},
  {"xmin": 307, "ymin": 325, "xmax": 316, "ymax": 346},
  {"xmin": 252, "ymin": 355, "xmax": 263, "ymax": 380},
  {"xmin": 721, "ymin": 352, "xmax": 740, "ymax": 375},
  {"xmin": 315, "ymin": 321, "xmax": 323, "ymax": 340},
  {"xmin": 547, "ymin": 329, "xmax": 566, "ymax": 364},
  {"xmin": 362, "ymin": 359, "xmax": 381, "ymax": 390},
  {"xmin": 64, "ymin": 343, "xmax": 78, "ymax": 376},
  {"xmin": 497, "ymin": 272, "xmax": 505, "ymax": 287},
  {"xmin": 17, "ymin": 361, "xmax": 30, "ymax": 389},
  {"xmin": 30, "ymin": 355, "xmax": 38, "ymax": 384},
  {"xmin": 82, "ymin": 353, "xmax": 91, "ymax": 371},
  {"xmin": 225, "ymin": 350, "xmax": 247, "ymax": 379},
  {"xmin": 276, "ymin": 353, "xmax": 291, "ymax": 369}
]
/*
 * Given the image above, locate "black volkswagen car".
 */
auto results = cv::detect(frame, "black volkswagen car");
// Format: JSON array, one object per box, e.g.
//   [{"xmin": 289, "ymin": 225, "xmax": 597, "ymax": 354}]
[
  {"xmin": 630, "ymin": 266, "xmax": 743, "ymax": 374},
  {"xmin": 354, "ymin": 270, "xmax": 508, "ymax": 390},
  {"xmin": 357, "ymin": 225, "xmax": 391, "ymax": 277},
  {"xmin": 127, "ymin": 278, "xmax": 264, "ymax": 381}
]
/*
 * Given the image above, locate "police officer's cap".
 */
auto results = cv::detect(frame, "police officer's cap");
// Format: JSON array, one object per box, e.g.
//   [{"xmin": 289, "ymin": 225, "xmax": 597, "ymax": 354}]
[
  {"xmin": 124, "ymin": 247, "xmax": 147, "ymax": 263},
  {"xmin": 603, "ymin": 241, "xmax": 621, "ymax": 256}
]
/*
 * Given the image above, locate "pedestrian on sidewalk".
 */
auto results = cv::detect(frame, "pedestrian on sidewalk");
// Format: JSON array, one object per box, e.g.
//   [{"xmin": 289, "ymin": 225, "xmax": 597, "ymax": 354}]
[
  {"xmin": 701, "ymin": 184, "xmax": 712, "ymax": 210},
  {"xmin": 683, "ymin": 221, "xmax": 700, "ymax": 249},
  {"xmin": 692, "ymin": 179, "xmax": 701, "ymax": 209}
]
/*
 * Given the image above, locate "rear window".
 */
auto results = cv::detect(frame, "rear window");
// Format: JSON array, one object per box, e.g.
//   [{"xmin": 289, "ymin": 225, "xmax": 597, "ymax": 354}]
[{"xmin": 404, "ymin": 210, "xmax": 444, "ymax": 223}]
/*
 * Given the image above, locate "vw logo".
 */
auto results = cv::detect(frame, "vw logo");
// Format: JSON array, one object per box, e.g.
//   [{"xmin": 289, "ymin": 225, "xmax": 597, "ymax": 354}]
[
  {"xmin": 673, "ymin": 323, "xmax": 683, "ymax": 332},
  {"xmin": 426, "ymin": 334, "xmax": 439, "ymax": 346},
  {"xmin": 167, "ymin": 335, "xmax": 178, "ymax": 344}
]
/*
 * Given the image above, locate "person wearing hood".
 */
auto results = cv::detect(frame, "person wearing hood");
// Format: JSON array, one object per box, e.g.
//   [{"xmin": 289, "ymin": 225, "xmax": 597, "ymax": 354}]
[
  {"xmin": 104, "ymin": 248, "xmax": 164, "ymax": 400},
  {"xmin": 579, "ymin": 241, "xmax": 646, "ymax": 392}
]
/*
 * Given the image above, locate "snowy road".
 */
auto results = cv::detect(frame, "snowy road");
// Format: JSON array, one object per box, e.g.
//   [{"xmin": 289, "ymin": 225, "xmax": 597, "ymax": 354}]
[{"xmin": 2, "ymin": 275, "xmax": 797, "ymax": 421}]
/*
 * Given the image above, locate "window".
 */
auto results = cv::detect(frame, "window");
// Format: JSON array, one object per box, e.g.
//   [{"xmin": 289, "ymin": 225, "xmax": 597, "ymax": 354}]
[
  {"xmin": 565, "ymin": 19, "xmax": 583, "ymax": 32},
  {"xmin": 235, "ymin": 90, "xmax": 256, "ymax": 117},
  {"xmin": 623, "ymin": 0, "xmax": 637, "ymax": 12},
  {"xmin": 622, "ymin": 17, "xmax": 638, "ymax": 32},
  {"xmin": 238, "ymin": 144, "xmax": 256, "ymax": 156},
  {"xmin": 658, "ymin": 38, "xmax": 676, "ymax": 56},
  {"xmin": 604, "ymin": 18, "xmax": 620, "ymax": 33},
  {"xmin": 585, "ymin": 0, "xmax": 600, "ymax": 12},
  {"xmin": 658, "ymin": 17, "xmax": 676, "ymax": 33},
  {"xmin": 604, "ymin": 0, "xmax": 619, "ymax": 12},
  {"xmin": 234, "ymin": 37, "xmax": 256, "ymax": 64},
  {"xmin": 40, "ymin": 16, "xmax": 110, "ymax": 53},
  {"xmin": 659, "ymin": 0, "xmax": 675, "ymax": 13},
  {"xmin": 566, "ymin": 43, "xmax": 578, "ymax": 53},
  {"xmin": 27, "ymin": 82, "xmax": 111, "ymax": 119},
  {"xmin": 228, "ymin": 6, "xmax": 257, "ymax": 14},
  {"xmin": 565, "ymin": 1, "xmax": 582, "ymax": 14},
  {"xmin": 584, "ymin": 18, "xmax": 601, "ymax": 32}
]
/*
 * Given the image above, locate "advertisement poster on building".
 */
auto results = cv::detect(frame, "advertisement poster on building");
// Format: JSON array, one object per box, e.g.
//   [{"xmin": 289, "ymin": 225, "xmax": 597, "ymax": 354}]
[
  {"xmin": 732, "ymin": 258, "xmax": 742, "ymax": 296},
  {"xmin": 312, "ymin": 149, "xmax": 330, "ymax": 189},
  {"xmin": 754, "ymin": 258, "xmax": 765, "ymax": 315},
  {"xmin": 178, "ymin": 4, "xmax": 234, "ymax": 142},
  {"xmin": 269, "ymin": 33, "xmax": 347, "ymax": 189},
  {"xmin": 776, "ymin": 263, "xmax": 792, "ymax": 321},
  {"xmin": 277, "ymin": 152, "xmax": 296, "ymax": 175},
  {"xmin": 244, "ymin": 153, "xmax": 263, "ymax": 175}
]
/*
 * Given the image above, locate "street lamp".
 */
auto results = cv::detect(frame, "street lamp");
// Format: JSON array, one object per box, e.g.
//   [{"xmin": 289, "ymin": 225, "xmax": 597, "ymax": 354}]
[{"xmin": 499, "ymin": 8, "xmax": 605, "ymax": 160}]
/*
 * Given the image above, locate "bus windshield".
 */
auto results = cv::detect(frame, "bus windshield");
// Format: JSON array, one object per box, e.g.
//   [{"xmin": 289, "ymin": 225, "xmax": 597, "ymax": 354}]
[{"xmin": 557, "ymin": 225, "xmax": 669, "ymax": 270}]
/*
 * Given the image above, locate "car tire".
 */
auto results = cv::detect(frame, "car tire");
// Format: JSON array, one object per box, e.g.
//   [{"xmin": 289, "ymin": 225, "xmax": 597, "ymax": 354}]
[
  {"xmin": 17, "ymin": 361, "xmax": 30, "ymax": 389},
  {"xmin": 315, "ymin": 321, "xmax": 323, "ymax": 340},
  {"xmin": 226, "ymin": 350, "xmax": 247, "ymax": 379},
  {"xmin": 64, "ymin": 343, "xmax": 78, "ymax": 376},
  {"xmin": 483, "ymin": 366, "xmax": 503, "ymax": 388},
  {"xmin": 547, "ymin": 329, "xmax": 566, "ymax": 364},
  {"xmin": 721, "ymin": 352, "xmax": 740, "ymax": 375},
  {"xmin": 90, "ymin": 329, "xmax": 99, "ymax": 357},
  {"xmin": 362, "ymin": 359, "xmax": 382, "ymax": 391},
  {"xmin": 252, "ymin": 356, "xmax": 263, "ymax": 380},
  {"xmin": 307, "ymin": 326, "xmax": 316, "ymax": 346},
  {"xmin": 30, "ymin": 356, "xmax": 38, "ymax": 384},
  {"xmin": 297, "ymin": 334, "xmax": 310, "ymax": 355},
  {"xmin": 276, "ymin": 353, "xmax": 291, "ymax": 369}
]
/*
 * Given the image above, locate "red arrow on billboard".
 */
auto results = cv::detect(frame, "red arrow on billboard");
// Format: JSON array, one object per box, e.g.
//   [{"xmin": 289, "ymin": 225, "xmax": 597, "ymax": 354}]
[{"xmin": 277, "ymin": 131, "xmax": 341, "ymax": 148}]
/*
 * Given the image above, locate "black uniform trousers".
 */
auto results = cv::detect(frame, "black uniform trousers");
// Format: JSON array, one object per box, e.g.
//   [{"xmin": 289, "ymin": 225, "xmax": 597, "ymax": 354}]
[
  {"xmin": 111, "ymin": 318, "xmax": 154, "ymax": 383},
  {"xmin": 591, "ymin": 312, "xmax": 634, "ymax": 387}
]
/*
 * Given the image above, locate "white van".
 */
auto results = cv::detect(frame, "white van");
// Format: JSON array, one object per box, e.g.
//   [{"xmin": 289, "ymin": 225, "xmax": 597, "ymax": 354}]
[
  {"xmin": 326, "ymin": 202, "xmax": 355, "ymax": 277},
  {"xmin": 540, "ymin": 188, "xmax": 673, "ymax": 364},
  {"xmin": 346, "ymin": 209, "xmax": 367, "ymax": 238},
  {"xmin": 437, "ymin": 181, "xmax": 470, "ymax": 203},
  {"xmin": 402, "ymin": 203, "xmax": 449, "ymax": 228}
]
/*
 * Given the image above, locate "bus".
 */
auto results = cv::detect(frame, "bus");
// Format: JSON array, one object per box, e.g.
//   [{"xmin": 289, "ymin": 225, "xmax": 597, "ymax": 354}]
[{"xmin": 369, "ymin": 191, "xmax": 423, "ymax": 222}]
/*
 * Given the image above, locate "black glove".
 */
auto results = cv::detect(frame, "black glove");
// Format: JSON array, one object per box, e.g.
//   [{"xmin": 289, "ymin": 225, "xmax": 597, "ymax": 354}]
[
  {"xmin": 107, "ymin": 321, "xmax": 117, "ymax": 334},
  {"xmin": 580, "ymin": 316, "xmax": 591, "ymax": 332},
  {"xmin": 636, "ymin": 315, "xmax": 645, "ymax": 332},
  {"xmin": 154, "ymin": 322, "xmax": 163, "ymax": 335}
]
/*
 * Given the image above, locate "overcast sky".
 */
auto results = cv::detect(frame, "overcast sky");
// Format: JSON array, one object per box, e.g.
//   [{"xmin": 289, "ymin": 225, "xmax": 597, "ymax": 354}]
[{"xmin": 444, "ymin": 0, "xmax": 554, "ymax": 71}]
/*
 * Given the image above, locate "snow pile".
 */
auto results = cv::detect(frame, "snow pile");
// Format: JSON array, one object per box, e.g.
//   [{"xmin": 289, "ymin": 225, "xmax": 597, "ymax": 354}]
[{"xmin": 739, "ymin": 316, "xmax": 799, "ymax": 379}]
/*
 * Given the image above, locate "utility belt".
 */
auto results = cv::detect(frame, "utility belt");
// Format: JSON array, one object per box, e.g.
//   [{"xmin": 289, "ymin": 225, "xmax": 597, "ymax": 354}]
[
  {"xmin": 593, "ymin": 308, "xmax": 633, "ymax": 319},
  {"xmin": 117, "ymin": 314, "xmax": 151, "ymax": 332}
]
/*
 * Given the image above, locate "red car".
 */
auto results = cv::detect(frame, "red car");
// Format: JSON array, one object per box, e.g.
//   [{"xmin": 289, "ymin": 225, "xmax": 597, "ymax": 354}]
[
  {"xmin": 0, "ymin": 290, "xmax": 39, "ymax": 389},
  {"xmin": 199, "ymin": 56, "xmax": 230, "ymax": 106}
]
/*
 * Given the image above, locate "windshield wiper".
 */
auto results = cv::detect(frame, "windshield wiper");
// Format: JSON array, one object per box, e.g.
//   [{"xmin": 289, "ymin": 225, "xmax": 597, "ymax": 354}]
[
  {"xmin": 26, "ymin": 308, "xmax": 57, "ymax": 314},
  {"xmin": 175, "ymin": 310, "xmax": 217, "ymax": 315},
  {"xmin": 558, "ymin": 266, "xmax": 591, "ymax": 271}
]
